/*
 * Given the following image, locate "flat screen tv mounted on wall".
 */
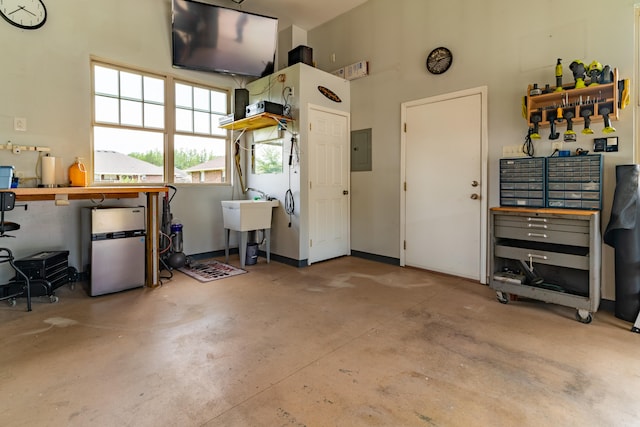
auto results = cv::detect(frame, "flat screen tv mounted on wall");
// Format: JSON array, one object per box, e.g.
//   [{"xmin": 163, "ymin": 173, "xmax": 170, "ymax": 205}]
[{"xmin": 172, "ymin": 0, "xmax": 278, "ymax": 77}]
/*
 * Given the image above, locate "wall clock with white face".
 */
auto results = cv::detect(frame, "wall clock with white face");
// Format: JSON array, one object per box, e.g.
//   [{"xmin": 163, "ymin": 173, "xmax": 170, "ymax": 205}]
[{"xmin": 0, "ymin": 0, "xmax": 47, "ymax": 30}]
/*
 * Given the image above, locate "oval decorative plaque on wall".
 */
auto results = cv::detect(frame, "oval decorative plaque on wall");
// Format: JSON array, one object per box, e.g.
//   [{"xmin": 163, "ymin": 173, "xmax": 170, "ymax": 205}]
[{"xmin": 318, "ymin": 86, "xmax": 342, "ymax": 103}]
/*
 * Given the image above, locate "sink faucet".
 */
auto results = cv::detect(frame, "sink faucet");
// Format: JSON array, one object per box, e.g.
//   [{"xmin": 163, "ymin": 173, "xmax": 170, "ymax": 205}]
[{"xmin": 245, "ymin": 187, "xmax": 267, "ymax": 200}]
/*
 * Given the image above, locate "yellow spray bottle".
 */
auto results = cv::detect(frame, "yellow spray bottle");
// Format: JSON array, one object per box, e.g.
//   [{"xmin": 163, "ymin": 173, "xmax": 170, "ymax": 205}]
[{"xmin": 554, "ymin": 58, "xmax": 563, "ymax": 92}]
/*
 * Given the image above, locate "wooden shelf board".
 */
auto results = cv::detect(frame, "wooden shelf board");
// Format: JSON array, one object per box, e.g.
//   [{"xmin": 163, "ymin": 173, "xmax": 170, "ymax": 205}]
[{"xmin": 219, "ymin": 113, "xmax": 292, "ymax": 131}]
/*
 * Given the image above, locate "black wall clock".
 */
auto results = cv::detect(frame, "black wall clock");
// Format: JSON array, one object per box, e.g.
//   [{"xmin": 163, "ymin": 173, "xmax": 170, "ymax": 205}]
[
  {"xmin": 426, "ymin": 47, "xmax": 452, "ymax": 75},
  {"xmin": 0, "ymin": 0, "xmax": 47, "ymax": 30}
]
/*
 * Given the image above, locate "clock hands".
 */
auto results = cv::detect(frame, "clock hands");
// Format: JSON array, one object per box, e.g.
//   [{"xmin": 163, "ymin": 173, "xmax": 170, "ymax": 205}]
[
  {"xmin": 7, "ymin": 5, "xmax": 36, "ymax": 17},
  {"xmin": 429, "ymin": 58, "xmax": 448, "ymax": 69}
]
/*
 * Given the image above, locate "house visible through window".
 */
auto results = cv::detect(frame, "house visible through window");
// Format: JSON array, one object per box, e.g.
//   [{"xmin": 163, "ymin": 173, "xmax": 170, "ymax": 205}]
[{"xmin": 92, "ymin": 60, "xmax": 229, "ymax": 184}]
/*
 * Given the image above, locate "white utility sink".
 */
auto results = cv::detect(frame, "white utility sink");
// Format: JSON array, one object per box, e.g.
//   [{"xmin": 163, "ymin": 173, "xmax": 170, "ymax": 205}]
[{"xmin": 221, "ymin": 199, "xmax": 279, "ymax": 231}]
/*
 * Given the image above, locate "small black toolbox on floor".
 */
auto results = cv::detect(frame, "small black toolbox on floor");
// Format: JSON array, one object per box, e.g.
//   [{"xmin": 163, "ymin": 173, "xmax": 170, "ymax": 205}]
[{"xmin": 14, "ymin": 250, "xmax": 70, "ymax": 297}]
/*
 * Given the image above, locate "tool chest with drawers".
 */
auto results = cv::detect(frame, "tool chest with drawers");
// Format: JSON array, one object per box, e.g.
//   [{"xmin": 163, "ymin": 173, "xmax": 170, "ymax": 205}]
[{"xmin": 489, "ymin": 207, "xmax": 600, "ymax": 323}]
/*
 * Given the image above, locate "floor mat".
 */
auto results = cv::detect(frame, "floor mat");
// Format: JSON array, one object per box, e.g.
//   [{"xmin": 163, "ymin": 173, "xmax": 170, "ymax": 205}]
[{"xmin": 178, "ymin": 260, "xmax": 247, "ymax": 282}]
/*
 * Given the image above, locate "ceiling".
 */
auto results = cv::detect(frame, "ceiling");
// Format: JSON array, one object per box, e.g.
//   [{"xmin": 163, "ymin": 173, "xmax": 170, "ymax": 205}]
[{"xmin": 225, "ymin": 0, "xmax": 368, "ymax": 31}]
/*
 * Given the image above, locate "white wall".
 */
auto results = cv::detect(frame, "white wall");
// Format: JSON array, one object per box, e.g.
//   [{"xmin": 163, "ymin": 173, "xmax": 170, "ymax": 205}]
[
  {"xmin": 307, "ymin": 0, "xmax": 637, "ymax": 300},
  {"xmin": 277, "ymin": 25, "xmax": 308, "ymax": 71},
  {"xmin": 0, "ymin": 0, "xmax": 243, "ymax": 274}
]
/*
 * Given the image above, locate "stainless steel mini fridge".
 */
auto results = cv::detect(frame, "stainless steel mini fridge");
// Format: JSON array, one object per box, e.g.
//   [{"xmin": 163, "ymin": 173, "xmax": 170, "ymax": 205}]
[{"xmin": 82, "ymin": 207, "xmax": 146, "ymax": 296}]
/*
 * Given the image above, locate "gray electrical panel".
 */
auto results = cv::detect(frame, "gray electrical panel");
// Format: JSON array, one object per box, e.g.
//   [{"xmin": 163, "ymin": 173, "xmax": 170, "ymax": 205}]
[{"xmin": 351, "ymin": 128, "xmax": 372, "ymax": 172}]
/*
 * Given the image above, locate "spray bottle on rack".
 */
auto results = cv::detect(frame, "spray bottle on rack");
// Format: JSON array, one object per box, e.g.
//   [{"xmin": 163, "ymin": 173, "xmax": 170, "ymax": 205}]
[{"xmin": 68, "ymin": 157, "xmax": 87, "ymax": 187}]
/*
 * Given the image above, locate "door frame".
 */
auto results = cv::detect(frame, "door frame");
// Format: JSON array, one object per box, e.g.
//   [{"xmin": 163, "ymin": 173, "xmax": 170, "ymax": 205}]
[
  {"xmin": 307, "ymin": 103, "xmax": 351, "ymax": 265},
  {"xmin": 399, "ymin": 86, "xmax": 489, "ymax": 283}
]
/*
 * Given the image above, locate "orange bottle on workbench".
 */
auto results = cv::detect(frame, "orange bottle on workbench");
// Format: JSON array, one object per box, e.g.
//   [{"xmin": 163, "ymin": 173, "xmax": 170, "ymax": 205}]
[{"xmin": 69, "ymin": 157, "xmax": 87, "ymax": 187}]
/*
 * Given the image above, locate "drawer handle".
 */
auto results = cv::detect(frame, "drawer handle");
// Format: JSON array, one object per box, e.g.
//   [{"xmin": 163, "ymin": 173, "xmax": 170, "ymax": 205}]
[
  {"xmin": 527, "ymin": 224, "xmax": 548, "ymax": 229},
  {"xmin": 527, "ymin": 253, "xmax": 548, "ymax": 260},
  {"xmin": 527, "ymin": 217, "xmax": 548, "ymax": 223},
  {"xmin": 527, "ymin": 232, "xmax": 548, "ymax": 238}
]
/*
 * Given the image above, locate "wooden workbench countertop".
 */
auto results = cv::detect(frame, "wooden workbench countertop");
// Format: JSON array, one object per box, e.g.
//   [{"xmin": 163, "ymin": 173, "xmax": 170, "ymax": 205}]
[{"xmin": 2, "ymin": 186, "xmax": 167, "ymax": 201}]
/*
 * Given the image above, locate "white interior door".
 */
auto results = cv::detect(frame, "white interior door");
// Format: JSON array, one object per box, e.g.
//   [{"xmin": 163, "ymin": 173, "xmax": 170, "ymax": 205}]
[
  {"xmin": 308, "ymin": 105, "xmax": 350, "ymax": 264},
  {"xmin": 401, "ymin": 88, "xmax": 487, "ymax": 281}
]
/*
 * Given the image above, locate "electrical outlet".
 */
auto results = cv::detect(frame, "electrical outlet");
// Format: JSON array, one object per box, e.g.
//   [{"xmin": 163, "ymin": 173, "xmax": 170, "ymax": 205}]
[
  {"xmin": 502, "ymin": 145, "xmax": 525, "ymax": 158},
  {"xmin": 551, "ymin": 141, "xmax": 563, "ymax": 151},
  {"xmin": 14, "ymin": 117, "xmax": 27, "ymax": 132}
]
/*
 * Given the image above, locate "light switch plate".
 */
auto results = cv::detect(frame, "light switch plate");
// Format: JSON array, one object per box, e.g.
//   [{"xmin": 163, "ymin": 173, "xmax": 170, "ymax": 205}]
[{"xmin": 14, "ymin": 117, "xmax": 27, "ymax": 132}]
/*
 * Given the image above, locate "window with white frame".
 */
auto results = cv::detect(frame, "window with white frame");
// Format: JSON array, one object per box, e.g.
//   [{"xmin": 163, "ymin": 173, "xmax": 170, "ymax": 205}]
[{"xmin": 91, "ymin": 60, "xmax": 229, "ymax": 184}]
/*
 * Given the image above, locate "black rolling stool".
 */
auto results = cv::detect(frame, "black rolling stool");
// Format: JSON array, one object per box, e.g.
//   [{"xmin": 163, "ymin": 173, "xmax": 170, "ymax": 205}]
[{"xmin": 0, "ymin": 192, "xmax": 33, "ymax": 311}]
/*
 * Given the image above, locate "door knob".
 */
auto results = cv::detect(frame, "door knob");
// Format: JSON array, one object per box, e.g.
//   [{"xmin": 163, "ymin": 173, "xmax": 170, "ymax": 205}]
[
  {"xmin": 470, "ymin": 193, "xmax": 479, "ymax": 200},
  {"xmin": 471, "ymin": 180, "xmax": 479, "ymax": 187},
  {"xmin": 343, "ymin": 190, "xmax": 349, "ymax": 195}
]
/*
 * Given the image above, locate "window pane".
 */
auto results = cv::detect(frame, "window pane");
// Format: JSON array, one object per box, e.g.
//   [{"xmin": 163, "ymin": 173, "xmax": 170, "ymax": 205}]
[
  {"xmin": 94, "ymin": 66, "xmax": 119, "ymax": 96},
  {"xmin": 175, "ymin": 134, "xmax": 226, "ymax": 183},
  {"xmin": 194, "ymin": 111, "xmax": 210, "ymax": 134},
  {"xmin": 143, "ymin": 76, "xmax": 164, "ymax": 103},
  {"xmin": 253, "ymin": 142, "xmax": 283, "ymax": 174},
  {"xmin": 93, "ymin": 126, "xmax": 164, "ymax": 183},
  {"xmin": 193, "ymin": 87, "xmax": 210, "ymax": 111},
  {"xmin": 95, "ymin": 95, "xmax": 119, "ymax": 124},
  {"xmin": 211, "ymin": 114, "xmax": 226, "ymax": 136},
  {"xmin": 120, "ymin": 71, "xmax": 142, "ymax": 100},
  {"xmin": 175, "ymin": 83, "xmax": 192, "ymax": 108},
  {"xmin": 121, "ymin": 99, "xmax": 143, "ymax": 126},
  {"xmin": 211, "ymin": 91, "xmax": 227, "ymax": 114},
  {"xmin": 175, "ymin": 108, "xmax": 193, "ymax": 132},
  {"xmin": 144, "ymin": 103, "xmax": 164, "ymax": 129}
]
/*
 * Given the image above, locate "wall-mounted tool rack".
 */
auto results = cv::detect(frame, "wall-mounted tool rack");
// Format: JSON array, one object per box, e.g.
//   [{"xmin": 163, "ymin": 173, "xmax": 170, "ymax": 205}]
[{"xmin": 525, "ymin": 68, "xmax": 619, "ymax": 129}]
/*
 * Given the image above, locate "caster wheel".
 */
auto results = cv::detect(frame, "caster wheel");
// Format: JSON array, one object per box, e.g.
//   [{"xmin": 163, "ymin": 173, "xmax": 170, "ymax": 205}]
[
  {"xmin": 575, "ymin": 309, "xmax": 592, "ymax": 324},
  {"xmin": 67, "ymin": 266, "xmax": 79, "ymax": 282},
  {"xmin": 496, "ymin": 291, "xmax": 509, "ymax": 304},
  {"xmin": 7, "ymin": 299, "xmax": 16, "ymax": 307},
  {"xmin": 49, "ymin": 295, "xmax": 59, "ymax": 304},
  {"xmin": 70, "ymin": 283, "xmax": 76, "ymax": 291}
]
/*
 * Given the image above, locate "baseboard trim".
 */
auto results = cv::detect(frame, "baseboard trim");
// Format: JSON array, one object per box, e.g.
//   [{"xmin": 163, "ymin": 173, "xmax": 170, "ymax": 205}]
[
  {"xmin": 599, "ymin": 299, "xmax": 614, "ymax": 313},
  {"xmin": 187, "ymin": 250, "xmax": 230, "ymax": 262},
  {"xmin": 350, "ymin": 250, "xmax": 400, "ymax": 266},
  {"xmin": 268, "ymin": 253, "xmax": 308, "ymax": 267}
]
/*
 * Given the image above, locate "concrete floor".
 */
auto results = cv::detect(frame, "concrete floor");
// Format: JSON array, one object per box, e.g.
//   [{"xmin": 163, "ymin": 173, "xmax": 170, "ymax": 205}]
[{"xmin": 1, "ymin": 256, "xmax": 639, "ymax": 426}]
